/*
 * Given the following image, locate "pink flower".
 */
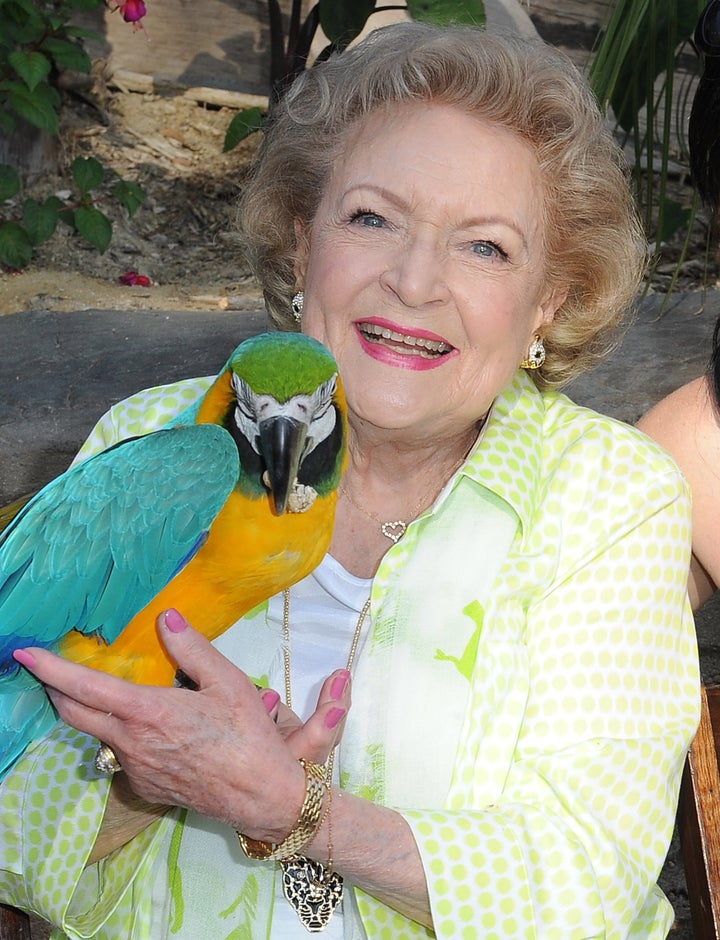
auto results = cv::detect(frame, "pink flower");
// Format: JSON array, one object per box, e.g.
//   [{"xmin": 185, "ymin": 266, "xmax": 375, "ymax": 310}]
[
  {"xmin": 118, "ymin": 0, "xmax": 146, "ymax": 23},
  {"xmin": 108, "ymin": 0, "xmax": 147, "ymax": 31},
  {"xmin": 119, "ymin": 271, "xmax": 152, "ymax": 287}
]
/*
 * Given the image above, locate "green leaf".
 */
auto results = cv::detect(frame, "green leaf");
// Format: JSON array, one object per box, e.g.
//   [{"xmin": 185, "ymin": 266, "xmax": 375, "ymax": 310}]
[
  {"xmin": 58, "ymin": 205, "xmax": 75, "ymax": 228},
  {"xmin": 0, "ymin": 1, "xmax": 44, "ymax": 45},
  {"xmin": 318, "ymin": 0, "xmax": 376, "ymax": 48},
  {"xmin": 7, "ymin": 50, "xmax": 51, "ymax": 91},
  {"xmin": 112, "ymin": 178, "xmax": 146, "ymax": 217},
  {"xmin": 223, "ymin": 107, "xmax": 265, "ymax": 151},
  {"xmin": 0, "ymin": 110, "xmax": 16, "ymax": 136},
  {"xmin": 7, "ymin": 83, "xmax": 59, "ymax": 133},
  {"xmin": 0, "ymin": 220, "xmax": 32, "ymax": 269},
  {"xmin": 656, "ymin": 198, "xmax": 692, "ymax": 243},
  {"xmin": 588, "ymin": 0, "xmax": 652, "ymax": 110},
  {"xmin": 64, "ymin": 25, "xmax": 103, "ymax": 41},
  {"xmin": 606, "ymin": 1, "xmax": 700, "ymax": 133},
  {"xmin": 74, "ymin": 204, "xmax": 112, "ymax": 252},
  {"xmin": 72, "ymin": 155, "xmax": 104, "ymax": 194},
  {"xmin": 40, "ymin": 36, "xmax": 91, "ymax": 73},
  {"xmin": 67, "ymin": 0, "xmax": 107, "ymax": 10},
  {"xmin": 407, "ymin": 0, "xmax": 486, "ymax": 26},
  {"xmin": 22, "ymin": 196, "xmax": 59, "ymax": 245},
  {"xmin": 0, "ymin": 164, "xmax": 21, "ymax": 202}
]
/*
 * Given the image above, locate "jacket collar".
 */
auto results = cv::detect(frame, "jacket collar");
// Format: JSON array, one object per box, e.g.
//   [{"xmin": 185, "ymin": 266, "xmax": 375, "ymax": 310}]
[{"xmin": 458, "ymin": 370, "xmax": 545, "ymax": 537}]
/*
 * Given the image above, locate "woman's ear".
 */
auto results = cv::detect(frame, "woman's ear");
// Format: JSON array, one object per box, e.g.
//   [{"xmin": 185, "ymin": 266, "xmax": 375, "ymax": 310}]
[
  {"xmin": 538, "ymin": 284, "xmax": 569, "ymax": 329},
  {"xmin": 294, "ymin": 219, "xmax": 309, "ymax": 284}
]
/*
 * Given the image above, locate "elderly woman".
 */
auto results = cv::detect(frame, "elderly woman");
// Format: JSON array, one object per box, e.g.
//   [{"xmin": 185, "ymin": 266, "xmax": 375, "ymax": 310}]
[{"xmin": 2, "ymin": 21, "xmax": 698, "ymax": 940}]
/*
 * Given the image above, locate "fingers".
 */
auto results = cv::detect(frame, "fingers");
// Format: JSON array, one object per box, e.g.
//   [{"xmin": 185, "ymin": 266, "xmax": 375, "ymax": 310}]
[
  {"xmin": 13, "ymin": 645, "xmax": 138, "ymax": 721},
  {"xmin": 10, "ymin": 608, "xmax": 268, "ymax": 746},
  {"xmin": 12, "ymin": 611, "xmax": 353, "ymax": 777},
  {"xmin": 260, "ymin": 688, "xmax": 281, "ymax": 721},
  {"xmin": 282, "ymin": 668, "xmax": 352, "ymax": 765}
]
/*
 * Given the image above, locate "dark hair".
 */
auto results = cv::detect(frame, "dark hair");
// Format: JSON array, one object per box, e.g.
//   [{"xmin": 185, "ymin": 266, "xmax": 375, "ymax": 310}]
[
  {"xmin": 690, "ymin": 2, "xmax": 720, "ymax": 404},
  {"xmin": 710, "ymin": 317, "xmax": 720, "ymax": 408},
  {"xmin": 690, "ymin": 1, "xmax": 720, "ymax": 214}
]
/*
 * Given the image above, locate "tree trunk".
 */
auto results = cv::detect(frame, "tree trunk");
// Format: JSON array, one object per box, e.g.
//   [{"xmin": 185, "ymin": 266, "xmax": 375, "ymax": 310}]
[{"xmin": 0, "ymin": 118, "xmax": 58, "ymax": 183}]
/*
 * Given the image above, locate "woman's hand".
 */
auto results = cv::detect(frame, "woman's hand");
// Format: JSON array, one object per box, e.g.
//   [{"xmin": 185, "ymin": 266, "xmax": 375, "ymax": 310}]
[{"xmin": 13, "ymin": 608, "xmax": 352, "ymax": 845}]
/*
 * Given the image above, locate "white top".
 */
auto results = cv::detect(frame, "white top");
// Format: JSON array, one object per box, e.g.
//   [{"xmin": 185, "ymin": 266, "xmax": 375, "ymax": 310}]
[{"xmin": 214, "ymin": 554, "xmax": 372, "ymax": 939}]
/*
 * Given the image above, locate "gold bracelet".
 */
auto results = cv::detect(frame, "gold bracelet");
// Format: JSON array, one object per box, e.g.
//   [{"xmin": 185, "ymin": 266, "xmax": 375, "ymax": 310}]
[{"xmin": 237, "ymin": 759, "xmax": 327, "ymax": 861}]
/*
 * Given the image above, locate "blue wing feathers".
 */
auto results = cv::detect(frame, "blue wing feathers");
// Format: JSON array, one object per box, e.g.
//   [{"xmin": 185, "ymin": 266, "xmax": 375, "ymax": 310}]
[
  {"xmin": 0, "ymin": 422, "xmax": 238, "ymax": 774},
  {"xmin": 0, "ymin": 424, "xmax": 237, "ymax": 675}
]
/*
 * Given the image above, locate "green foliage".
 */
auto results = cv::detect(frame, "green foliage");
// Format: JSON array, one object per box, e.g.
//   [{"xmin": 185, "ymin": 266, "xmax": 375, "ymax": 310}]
[
  {"xmin": 223, "ymin": 106, "xmax": 265, "ymax": 153},
  {"xmin": 589, "ymin": 0, "xmax": 707, "ymax": 263},
  {"xmin": 0, "ymin": 0, "xmax": 148, "ymax": 268},
  {"xmin": 0, "ymin": 221, "xmax": 32, "ymax": 269},
  {"xmin": 406, "ymin": 0, "xmax": 486, "ymax": 26},
  {"xmin": 317, "ymin": 0, "xmax": 377, "ymax": 48},
  {"xmin": 225, "ymin": 0, "xmax": 486, "ymax": 151},
  {"xmin": 0, "ymin": 0, "xmax": 100, "ymax": 137},
  {"xmin": 0, "ymin": 165, "xmax": 21, "ymax": 203},
  {"xmin": 0, "ymin": 157, "xmax": 147, "ymax": 268},
  {"xmin": 112, "ymin": 178, "xmax": 146, "ymax": 217}
]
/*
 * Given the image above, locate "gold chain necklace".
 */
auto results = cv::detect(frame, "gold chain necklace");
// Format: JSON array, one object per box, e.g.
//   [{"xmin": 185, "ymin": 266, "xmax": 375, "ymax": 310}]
[
  {"xmin": 280, "ymin": 587, "xmax": 371, "ymax": 932},
  {"xmin": 339, "ymin": 448, "xmax": 473, "ymax": 545},
  {"xmin": 339, "ymin": 484, "xmax": 432, "ymax": 544}
]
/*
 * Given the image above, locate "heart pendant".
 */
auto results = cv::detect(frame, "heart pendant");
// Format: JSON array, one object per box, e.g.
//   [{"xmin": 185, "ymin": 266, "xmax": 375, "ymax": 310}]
[
  {"xmin": 281, "ymin": 857, "xmax": 344, "ymax": 932},
  {"xmin": 381, "ymin": 520, "xmax": 407, "ymax": 543}
]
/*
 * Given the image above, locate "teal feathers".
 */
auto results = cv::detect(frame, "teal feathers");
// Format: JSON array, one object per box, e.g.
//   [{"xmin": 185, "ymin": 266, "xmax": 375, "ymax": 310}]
[{"xmin": 0, "ymin": 332, "xmax": 346, "ymax": 778}]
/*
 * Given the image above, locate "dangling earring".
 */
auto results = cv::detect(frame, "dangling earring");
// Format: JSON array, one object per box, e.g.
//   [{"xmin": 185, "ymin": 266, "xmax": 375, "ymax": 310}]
[
  {"xmin": 291, "ymin": 291, "xmax": 304, "ymax": 324},
  {"xmin": 520, "ymin": 334, "xmax": 545, "ymax": 370}
]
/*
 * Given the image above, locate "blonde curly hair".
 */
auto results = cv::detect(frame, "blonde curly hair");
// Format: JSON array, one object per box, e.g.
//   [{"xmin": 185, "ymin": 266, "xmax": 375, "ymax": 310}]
[{"xmin": 239, "ymin": 21, "xmax": 646, "ymax": 388}]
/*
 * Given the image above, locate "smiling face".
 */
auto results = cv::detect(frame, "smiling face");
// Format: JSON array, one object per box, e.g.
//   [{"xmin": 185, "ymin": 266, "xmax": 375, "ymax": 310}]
[{"xmin": 296, "ymin": 100, "xmax": 565, "ymax": 442}]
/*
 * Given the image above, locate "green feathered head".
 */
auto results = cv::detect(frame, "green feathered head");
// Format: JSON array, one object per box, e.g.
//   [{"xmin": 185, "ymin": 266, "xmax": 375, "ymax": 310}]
[
  {"xmin": 229, "ymin": 333, "xmax": 339, "ymax": 401},
  {"xmin": 215, "ymin": 332, "xmax": 347, "ymax": 513}
]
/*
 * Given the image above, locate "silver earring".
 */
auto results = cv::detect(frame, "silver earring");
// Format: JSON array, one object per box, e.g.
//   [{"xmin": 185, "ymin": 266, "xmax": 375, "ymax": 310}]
[
  {"xmin": 291, "ymin": 291, "xmax": 304, "ymax": 323},
  {"xmin": 520, "ymin": 335, "xmax": 545, "ymax": 370}
]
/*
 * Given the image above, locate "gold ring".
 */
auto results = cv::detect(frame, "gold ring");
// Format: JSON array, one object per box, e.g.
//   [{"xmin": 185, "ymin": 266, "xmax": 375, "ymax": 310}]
[{"xmin": 94, "ymin": 742, "xmax": 122, "ymax": 774}]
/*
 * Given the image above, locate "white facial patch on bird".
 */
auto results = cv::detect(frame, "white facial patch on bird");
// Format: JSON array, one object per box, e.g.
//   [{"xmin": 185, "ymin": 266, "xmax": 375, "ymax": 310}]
[{"xmin": 231, "ymin": 374, "xmax": 338, "ymax": 461}]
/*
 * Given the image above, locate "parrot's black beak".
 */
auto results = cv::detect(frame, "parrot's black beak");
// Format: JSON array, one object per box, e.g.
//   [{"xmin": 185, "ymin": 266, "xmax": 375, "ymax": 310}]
[{"xmin": 258, "ymin": 416, "xmax": 308, "ymax": 515}]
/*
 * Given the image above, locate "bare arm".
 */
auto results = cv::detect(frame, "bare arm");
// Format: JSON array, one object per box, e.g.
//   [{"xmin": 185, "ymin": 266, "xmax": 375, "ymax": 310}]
[
  {"xmin": 638, "ymin": 375, "xmax": 720, "ymax": 609},
  {"xmin": 87, "ymin": 772, "xmax": 168, "ymax": 865}
]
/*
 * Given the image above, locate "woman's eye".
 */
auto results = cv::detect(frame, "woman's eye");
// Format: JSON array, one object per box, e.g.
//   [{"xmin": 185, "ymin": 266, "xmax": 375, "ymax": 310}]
[
  {"xmin": 350, "ymin": 210, "xmax": 385, "ymax": 228},
  {"xmin": 471, "ymin": 240, "xmax": 507, "ymax": 260}
]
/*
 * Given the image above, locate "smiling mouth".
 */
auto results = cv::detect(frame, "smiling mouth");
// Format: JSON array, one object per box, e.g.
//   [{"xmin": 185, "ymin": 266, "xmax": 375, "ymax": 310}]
[{"xmin": 358, "ymin": 322, "xmax": 453, "ymax": 359}]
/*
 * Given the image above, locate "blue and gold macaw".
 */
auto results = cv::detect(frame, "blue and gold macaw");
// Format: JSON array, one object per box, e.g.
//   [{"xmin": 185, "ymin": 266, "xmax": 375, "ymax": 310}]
[{"xmin": 0, "ymin": 332, "xmax": 347, "ymax": 776}]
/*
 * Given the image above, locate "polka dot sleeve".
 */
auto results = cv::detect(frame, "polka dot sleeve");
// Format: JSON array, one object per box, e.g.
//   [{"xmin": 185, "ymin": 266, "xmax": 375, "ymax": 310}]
[
  {"xmin": 371, "ymin": 485, "xmax": 695, "ymax": 939},
  {"xmin": 73, "ymin": 377, "xmax": 214, "ymax": 463},
  {"xmin": 0, "ymin": 722, "xmax": 165, "ymax": 936}
]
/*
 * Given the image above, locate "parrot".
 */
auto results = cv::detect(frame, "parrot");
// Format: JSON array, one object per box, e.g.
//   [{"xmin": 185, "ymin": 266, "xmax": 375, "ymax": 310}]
[{"xmin": 0, "ymin": 331, "xmax": 347, "ymax": 777}]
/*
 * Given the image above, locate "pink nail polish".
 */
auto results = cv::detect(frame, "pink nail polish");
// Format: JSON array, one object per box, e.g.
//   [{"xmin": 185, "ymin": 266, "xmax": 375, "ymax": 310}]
[
  {"xmin": 325, "ymin": 707, "xmax": 346, "ymax": 730},
  {"xmin": 330, "ymin": 670, "xmax": 350, "ymax": 701},
  {"xmin": 13, "ymin": 649, "xmax": 36, "ymax": 669},
  {"xmin": 163, "ymin": 608, "xmax": 187, "ymax": 633},
  {"xmin": 261, "ymin": 690, "xmax": 281, "ymax": 712}
]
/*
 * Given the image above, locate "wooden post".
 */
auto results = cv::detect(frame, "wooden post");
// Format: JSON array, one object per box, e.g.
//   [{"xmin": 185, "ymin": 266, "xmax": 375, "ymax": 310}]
[
  {"xmin": 0, "ymin": 903, "xmax": 31, "ymax": 940},
  {"xmin": 0, "ymin": 117, "xmax": 57, "ymax": 183}
]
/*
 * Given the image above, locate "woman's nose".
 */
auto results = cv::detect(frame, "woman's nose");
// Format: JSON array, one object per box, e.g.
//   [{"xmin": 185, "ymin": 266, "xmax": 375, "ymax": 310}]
[{"xmin": 379, "ymin": 235, "xmax": 449, "ymax": 308}]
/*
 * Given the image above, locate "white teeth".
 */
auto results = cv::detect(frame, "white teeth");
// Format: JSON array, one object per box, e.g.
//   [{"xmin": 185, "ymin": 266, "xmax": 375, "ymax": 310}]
[{"xmin": 360, "ymin": 323, "xmax": 451, "ymax": 356}]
